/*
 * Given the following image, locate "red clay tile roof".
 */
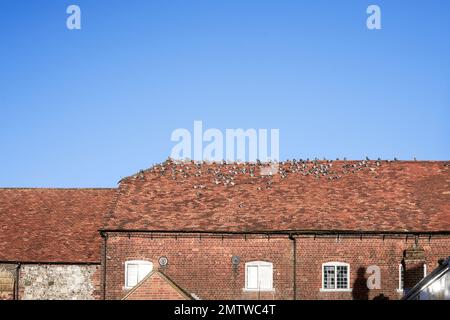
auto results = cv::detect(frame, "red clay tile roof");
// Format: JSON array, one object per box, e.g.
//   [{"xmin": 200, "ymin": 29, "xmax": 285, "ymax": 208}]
[
  {"xmin": 104, "ymin": 159, "xmax": 450, "ymax": 233},
  {"xmin": 0, "ymin": 188, "xmax": 116, "ymax": 263}
]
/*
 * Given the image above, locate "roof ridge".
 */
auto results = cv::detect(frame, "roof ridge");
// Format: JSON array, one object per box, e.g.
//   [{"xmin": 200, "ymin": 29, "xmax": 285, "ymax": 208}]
[{"xmin": 118, "ymin": 158, "xmax": 449, "ymax": 183}]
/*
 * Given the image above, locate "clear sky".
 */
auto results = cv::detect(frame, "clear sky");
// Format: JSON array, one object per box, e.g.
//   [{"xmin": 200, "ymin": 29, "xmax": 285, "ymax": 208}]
[{"xmin": 0, "ymin": 0, "xmax": 449, "ymax": 187}]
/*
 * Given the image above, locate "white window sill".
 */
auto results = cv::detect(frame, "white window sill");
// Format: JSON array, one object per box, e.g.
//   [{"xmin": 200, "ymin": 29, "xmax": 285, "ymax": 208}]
[
  {"xmin": 396, "ymin": 289, "xmax": 404, "ymax": 294},
  {"xmin": 320, "ymin": 288, "xmax": 352, "ymax": 293},
  {"xmin": 242, "ymin": 288, "xmax": 275, "ymax": 293}
]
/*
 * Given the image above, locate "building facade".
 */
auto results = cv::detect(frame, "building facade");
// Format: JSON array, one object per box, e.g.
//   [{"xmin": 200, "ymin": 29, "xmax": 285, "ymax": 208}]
[
  {"xmin": 0, "ymin": 188, "xmax": 113, "ymax": 300},
  {"xmin": 1, "ymin": 160, "xmax": 449, "ymax": 300},
  {"xmin": 102, "ymin": 232, "xmax": 449, "ymax": 300}
]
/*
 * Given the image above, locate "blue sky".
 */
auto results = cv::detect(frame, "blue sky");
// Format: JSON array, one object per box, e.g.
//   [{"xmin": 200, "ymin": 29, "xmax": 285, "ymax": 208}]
[{"xmin": 0, "ymin": 0, "xmax": 449, "ymax": 187}]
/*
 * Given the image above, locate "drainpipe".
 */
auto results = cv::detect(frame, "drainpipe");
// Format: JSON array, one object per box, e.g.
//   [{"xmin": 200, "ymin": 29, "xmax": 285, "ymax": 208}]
[
  {"xmin": 101, "ymin": 232, "xmax": 108, "ymax": 300},
  {"xmin": 289, "ymin": 234, "xmax": 297, "ymax": 300},
  {"xmin": 14, "ymin": 263, "xmax": 21, "ymax": 300}
]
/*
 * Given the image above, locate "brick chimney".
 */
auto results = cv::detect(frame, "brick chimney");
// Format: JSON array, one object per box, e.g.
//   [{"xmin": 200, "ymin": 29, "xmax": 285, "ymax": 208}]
[{"xmin": 402, "ymin": 239, "xmax": 426, "ymax": 290}]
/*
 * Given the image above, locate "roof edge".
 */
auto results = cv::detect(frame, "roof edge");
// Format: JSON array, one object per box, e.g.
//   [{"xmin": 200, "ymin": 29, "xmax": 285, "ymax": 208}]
[{"xmin": 99, "ymin": 229, "xmax": 450, "ymax": 235}]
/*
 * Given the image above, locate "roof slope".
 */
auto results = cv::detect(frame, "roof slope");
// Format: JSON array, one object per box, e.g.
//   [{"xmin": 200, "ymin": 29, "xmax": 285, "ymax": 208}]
[
  {"xmin": 0, "ymin": 188, "xmax": 116, "ymax": 263},
  {"xmin": 105, "ymin": 159, "xmax": 450, "ymax": 233}
]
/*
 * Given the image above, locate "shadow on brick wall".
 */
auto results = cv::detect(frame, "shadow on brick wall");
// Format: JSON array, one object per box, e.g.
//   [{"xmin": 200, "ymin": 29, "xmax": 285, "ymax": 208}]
[{"xmin": 352, "ymin": 267, "xmax": 369, "ymax": 300}]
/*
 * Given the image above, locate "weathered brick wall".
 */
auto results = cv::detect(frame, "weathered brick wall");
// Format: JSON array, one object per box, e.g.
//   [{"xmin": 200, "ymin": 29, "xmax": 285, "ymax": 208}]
[
  {"xmin": 296, "ymin": 235, "xmax": 449, "ymax": 300},
  {"xmin": 104, "ymin": 232, "xmax": 449, "ymax": 300},
  {"xmin": 19, "ymin": 264, "xmax": 101, "ymax": 300},
  {"xmin": 0, "ymin": 264, "xmax": 16, "ymax": 300},
  {"xmin": 105, "ymin": 233, "xmax": 294, "ymax": 300}
]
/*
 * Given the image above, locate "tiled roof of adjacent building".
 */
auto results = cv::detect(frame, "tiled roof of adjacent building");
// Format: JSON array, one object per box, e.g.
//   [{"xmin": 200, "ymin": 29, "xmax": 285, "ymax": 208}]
[
  {"xmin": 104, "ymin": 159, "xmax": 450, "ymax": 233},
  {"xmin": 1, "ymin": 160, "xmax": 449, "ymax": 263},
  {"xmin": 0, "ymin": 188, "xmax": 116, "ymax": 263}
]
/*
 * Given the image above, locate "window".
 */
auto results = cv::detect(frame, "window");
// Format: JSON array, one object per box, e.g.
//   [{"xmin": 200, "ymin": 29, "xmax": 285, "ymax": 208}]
[
  {"xmin": 125, "ymin": 260, "xmax": 153, "ymax": 288},
  {"xmin": 245, "ymin": 261, "xmax": 273, "ymax": 291},
  {"xmin": 398, "ymin": 263, "xmax": 427, "ymax": 292},
  {"xmin": 322, "ymin": 262, "xmax": 350, "ymax": 291}
]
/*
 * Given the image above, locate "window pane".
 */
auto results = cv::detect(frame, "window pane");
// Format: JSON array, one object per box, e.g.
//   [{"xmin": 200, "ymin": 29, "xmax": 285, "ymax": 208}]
[
  {"xmin": 247, "ymin": 265, "xmax": 258, "ymax": 289},
  {"xmin": 126, "ymin": 264, "xmax": 139, "ymax": 287},
  {"xmin": 259, "ymin": 265, "xmax": 273, "ymax": 289},
  {"xmin": 324, "ymin": 266, "xmax": 335, "ymax": 289},
  {"xmin": 336, "ymin": 266, "xmax": 348, "ymax": 289},
  {"xmin": 138, "ymin": 263, "xmax": 152, "ymax": 282}
]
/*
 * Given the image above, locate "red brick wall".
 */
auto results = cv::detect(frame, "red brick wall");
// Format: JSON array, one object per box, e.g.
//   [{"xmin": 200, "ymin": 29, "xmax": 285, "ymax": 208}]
[
  {"xmin": 124, "ymin": 273, "xmax": 189, "ymax": 300},
  {"xmin": 105, "ymin": 233, "xmax": 294, "ymax": 300},
  {"xmin": 104, "ymin": 232, "xmax": 450, "ymax": 300},
  {"xmin": 295, "ymin": 236, "xmax": 448, "ymax": 300}
]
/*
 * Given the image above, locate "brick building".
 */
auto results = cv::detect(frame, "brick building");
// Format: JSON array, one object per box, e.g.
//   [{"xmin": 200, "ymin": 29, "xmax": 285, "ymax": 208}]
[{"xmin": 1, "ymin": 160, "xmax": 449, "ymax": 300}]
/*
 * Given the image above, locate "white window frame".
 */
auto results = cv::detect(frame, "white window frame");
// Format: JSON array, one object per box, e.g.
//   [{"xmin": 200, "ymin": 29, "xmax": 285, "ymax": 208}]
[
  {"xmin": 244, "ymin": 261, "xmax": 274, "ymax": 292},
  {"xmin": 320, "ymin": 262, "xmax": 351, "ymax": 292},
  {"xmin": 124, "ymin": 260, "xmax": 153, "ymax": 289},
  {"xmin": 397, "ymin": 264, "xmax": 404, "ymax": 293}
]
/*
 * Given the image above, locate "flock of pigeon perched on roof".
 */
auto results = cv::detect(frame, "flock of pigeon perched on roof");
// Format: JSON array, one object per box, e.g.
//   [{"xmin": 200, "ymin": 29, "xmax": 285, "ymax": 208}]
[{"xmin": 124, "ymin": 157, "xmax": 439, "ymax": 190}]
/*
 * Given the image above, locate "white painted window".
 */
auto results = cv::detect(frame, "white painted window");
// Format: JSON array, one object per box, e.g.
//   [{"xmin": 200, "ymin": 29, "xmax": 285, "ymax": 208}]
[
  {"xmin": 398, "ymin": 264, "xmax": 404, "ymax": 292},
  {"xmin": 125, "ymin": 260, "xmax": 153, "ymax": 289},
  {"xmin": 321, "ymin": 262, "xmax": 350, "ymax": 291},
  {"xmin": 245, "ymin": 261, "xmax": 273, "ymax": 291}
]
